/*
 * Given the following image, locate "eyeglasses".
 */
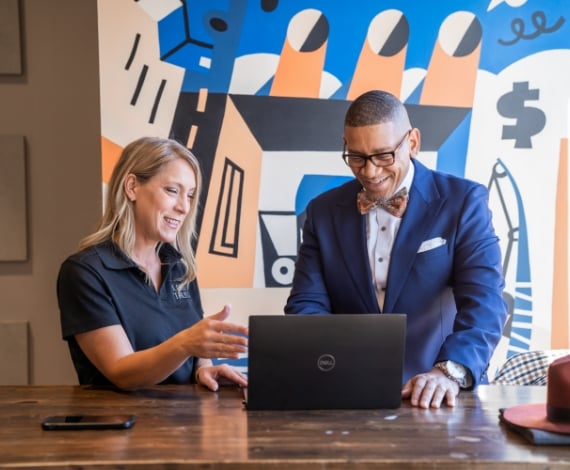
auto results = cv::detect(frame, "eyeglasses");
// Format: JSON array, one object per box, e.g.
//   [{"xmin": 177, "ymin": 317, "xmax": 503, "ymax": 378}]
[{"xmin": 342, "ymin": 130, "xmax": 411, "ymax": 169}]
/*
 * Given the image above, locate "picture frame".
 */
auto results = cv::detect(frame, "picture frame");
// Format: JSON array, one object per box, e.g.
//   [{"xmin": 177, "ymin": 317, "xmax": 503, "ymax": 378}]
[{"xmin": 0, "ymin": 0, "xmax": 22, "ymax": 75}]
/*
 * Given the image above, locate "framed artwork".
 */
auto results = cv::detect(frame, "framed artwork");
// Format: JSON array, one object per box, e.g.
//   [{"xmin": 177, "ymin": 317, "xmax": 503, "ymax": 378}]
[
  {"xmin": 0, "ymin": 135, "xmax": 27, "ymax": 261},
  {"xmin": 0, "ymin": 0, "xmax": 22, "ymax": 75}
]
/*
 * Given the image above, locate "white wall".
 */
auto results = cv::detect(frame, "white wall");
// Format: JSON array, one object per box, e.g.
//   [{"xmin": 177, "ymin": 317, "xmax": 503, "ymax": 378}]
[{"xmin": 200, "ymin": 288, "xmax": 288, "ymax": 326}]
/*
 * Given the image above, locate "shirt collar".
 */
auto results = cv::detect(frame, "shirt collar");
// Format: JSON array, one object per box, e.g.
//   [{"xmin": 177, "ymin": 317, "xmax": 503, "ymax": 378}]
[
  {"xmin": 95, "ymin": 240, "xmax": 182, "ymax": 270},
  {"xmin": 397, "ymin": 159, "xmax": 415, "ymax": 194}
]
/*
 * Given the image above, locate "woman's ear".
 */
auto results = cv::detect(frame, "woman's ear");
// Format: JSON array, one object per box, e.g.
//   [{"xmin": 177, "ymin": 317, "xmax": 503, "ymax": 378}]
[{"xmin": 124, "ymin": 173, "xmax": 137, "ymax": 202}]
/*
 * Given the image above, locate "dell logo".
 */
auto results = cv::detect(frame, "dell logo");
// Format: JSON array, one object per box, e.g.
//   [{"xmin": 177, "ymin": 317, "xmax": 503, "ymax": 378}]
[{"xmin": 317, "ymin": 354, "xmax": 336, "ymax": 372}]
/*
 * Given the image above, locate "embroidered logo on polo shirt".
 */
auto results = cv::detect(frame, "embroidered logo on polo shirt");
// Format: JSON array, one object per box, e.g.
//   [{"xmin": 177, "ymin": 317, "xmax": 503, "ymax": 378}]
[{"xmin": 171, "ymin": 282, "xmax": 191, "ymax": 300}]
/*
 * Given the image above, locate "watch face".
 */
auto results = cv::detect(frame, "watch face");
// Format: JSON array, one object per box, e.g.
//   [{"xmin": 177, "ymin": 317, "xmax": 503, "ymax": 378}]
[
  {"xmin": 447, "ymin": 361, "xmax": 467, "ymax": 379},
  {"xmin": 436, "ymin": 361, "xmax": 468, "ymax": 388},
  {"xmin": 447, "ymin": 361, "xmax": 461, "ymax": 377}
]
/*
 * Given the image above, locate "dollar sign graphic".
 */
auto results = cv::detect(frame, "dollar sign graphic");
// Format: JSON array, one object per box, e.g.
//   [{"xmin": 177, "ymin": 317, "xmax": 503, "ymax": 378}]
[{"xmin": 497, "ymin": 82, "xmax": 546, "ymax": 149}]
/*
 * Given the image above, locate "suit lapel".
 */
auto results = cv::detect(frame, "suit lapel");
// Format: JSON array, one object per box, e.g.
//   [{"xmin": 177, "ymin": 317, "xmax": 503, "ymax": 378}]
[
  {"xmin": 333, "ymin": 182, "xmax": 379, "ymax": 313},
  {"xmin": 383, "ymin": 161, "xmax": 446, "ymax": 313}
]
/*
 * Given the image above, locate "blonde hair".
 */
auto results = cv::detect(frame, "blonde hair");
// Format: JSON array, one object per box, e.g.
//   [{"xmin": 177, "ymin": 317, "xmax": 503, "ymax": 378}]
[{"xmin": 79, "ymin": 136, "xmax": 203, "ymax": 287}]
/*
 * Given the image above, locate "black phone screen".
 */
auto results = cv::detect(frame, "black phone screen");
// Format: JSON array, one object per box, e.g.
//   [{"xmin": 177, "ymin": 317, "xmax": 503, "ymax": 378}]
[{"xmin": 41, "ymin": 414, "xmax": 135, "ymax": 430}]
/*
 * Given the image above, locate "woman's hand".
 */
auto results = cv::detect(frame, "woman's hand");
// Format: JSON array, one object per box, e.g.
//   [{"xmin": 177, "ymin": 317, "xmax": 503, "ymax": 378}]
[
  {"xmin": 182, "ymin": 304, "xmax": 248, "ymax": 359},
  {"xmin": 195, "ymin": 363, "xmax": 248, "ymax": 391}
]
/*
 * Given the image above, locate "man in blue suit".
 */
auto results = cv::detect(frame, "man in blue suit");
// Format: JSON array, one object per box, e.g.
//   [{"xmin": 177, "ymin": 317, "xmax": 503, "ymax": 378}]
[{"xmin": 285, "ymin": 90, "xmax": 507, "ymax": 409}]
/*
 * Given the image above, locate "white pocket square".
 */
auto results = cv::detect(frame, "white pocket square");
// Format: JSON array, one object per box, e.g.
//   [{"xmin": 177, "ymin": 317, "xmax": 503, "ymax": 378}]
[{"xmin": 417, "ymin": 237, "xmax": 447, "ymax": 253}]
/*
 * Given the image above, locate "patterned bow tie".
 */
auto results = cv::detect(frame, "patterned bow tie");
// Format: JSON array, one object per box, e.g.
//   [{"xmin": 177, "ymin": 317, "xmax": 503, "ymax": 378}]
[{"xmin": 357, "ymin": 187, "xmax": 408, "ymax": 217}]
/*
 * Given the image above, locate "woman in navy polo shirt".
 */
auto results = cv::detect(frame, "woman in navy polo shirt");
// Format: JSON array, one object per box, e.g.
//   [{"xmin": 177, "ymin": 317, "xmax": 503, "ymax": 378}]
[{"xmin": 57, "ymin": 136, "xmax": 248, "ymax": 391}]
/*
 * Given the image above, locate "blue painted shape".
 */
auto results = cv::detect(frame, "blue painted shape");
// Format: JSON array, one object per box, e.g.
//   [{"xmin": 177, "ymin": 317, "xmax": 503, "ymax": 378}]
[
  {"xmin": 495, "ymin": 159, "xmax": 534, "ymax": 353},
  {"xmin": 436, "ymin": 110, "xmax": 471, "ymax": 177},
  {"xmin": 295, "ymin": 174, "xmax": 353, "ymax": 215}
]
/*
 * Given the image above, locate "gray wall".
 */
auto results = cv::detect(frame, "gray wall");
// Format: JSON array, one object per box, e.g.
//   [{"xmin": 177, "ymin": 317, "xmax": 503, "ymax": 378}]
[{"xmin": 0, "ymin": 0, "xmax": 101, "ymax": 384}]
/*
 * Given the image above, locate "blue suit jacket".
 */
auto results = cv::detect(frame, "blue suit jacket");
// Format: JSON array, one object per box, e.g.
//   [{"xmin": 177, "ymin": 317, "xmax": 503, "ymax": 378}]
[{"xmin": 285, "ymin": 159, "xmax": 507, "ymax": 387}]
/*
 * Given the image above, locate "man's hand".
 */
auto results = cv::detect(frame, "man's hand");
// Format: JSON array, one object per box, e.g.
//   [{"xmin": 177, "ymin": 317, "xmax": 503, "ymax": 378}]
[{"xmin": 401, "ymin": 367, "xmax": 460, "ymax": 408}]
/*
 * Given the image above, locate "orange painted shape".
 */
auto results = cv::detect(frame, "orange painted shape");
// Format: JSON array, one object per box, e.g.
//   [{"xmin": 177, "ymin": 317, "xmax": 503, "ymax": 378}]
[
  {"xmin": 270, "ymin": 38, "xmax": 326, "ymax": 98},
  {"xmin": 347, "ymin": 43, "xmax": 406, "ymax": 101},
  {"xmin": 420, "ymin": 42, "xmax": 480, "ymax": 108},
  {"xmin": 196, "ymin": 96, "xmax": 263, "ymax": 287},
  {"xmin": 101, "ymin": 136, "xmax": 123, "ymax": 185},
  {"xmin": 552, "ymin": 138, "xmax": 569, "ymax": 347}
]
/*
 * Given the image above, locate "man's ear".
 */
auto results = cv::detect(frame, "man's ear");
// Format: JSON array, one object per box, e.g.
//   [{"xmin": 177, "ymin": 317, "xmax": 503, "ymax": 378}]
[
  {"xmin": 409, "ymin": 128, "xmax": 421, "ymax": 158},
  {"xmin": 124, "ymin": 173, "xmax": 137, "ymax": 202}
]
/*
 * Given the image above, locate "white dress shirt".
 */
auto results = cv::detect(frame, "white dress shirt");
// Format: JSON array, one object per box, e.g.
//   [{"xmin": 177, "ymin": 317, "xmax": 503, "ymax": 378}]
[{"xmin": 366, "ymin": 163, "xmax": 415, "ymax": 311}]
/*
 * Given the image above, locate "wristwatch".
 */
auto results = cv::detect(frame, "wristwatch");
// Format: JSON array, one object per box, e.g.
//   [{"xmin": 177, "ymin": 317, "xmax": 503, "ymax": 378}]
[{"xmin": 434, "ymin": 360, "xmax": 470, "ymax": 388}]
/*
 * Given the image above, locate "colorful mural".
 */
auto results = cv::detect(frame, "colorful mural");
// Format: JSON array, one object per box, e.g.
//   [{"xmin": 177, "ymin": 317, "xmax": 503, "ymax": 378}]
[{"xmin": 97, "ymin": 0, "xmax": 570, "ymax": 375}]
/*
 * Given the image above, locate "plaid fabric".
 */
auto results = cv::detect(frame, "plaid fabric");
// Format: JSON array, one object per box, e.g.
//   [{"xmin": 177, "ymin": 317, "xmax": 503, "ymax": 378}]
[{"xmin": 492, "ymin": 349, "xmax": 570, "ymax": 385}]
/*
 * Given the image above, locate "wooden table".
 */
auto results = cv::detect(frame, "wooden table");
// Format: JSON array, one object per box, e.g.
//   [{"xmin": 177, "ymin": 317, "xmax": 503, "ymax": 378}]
[{"xmin": 0, "ymin": 384, "xmax": 568, "ymax": 469}]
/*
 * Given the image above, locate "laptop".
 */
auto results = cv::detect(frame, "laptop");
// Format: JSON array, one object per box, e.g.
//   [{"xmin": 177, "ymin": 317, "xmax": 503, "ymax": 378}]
[{"xmin": 244, "ymin": 314, "xmax": 406, "ymax": 410}]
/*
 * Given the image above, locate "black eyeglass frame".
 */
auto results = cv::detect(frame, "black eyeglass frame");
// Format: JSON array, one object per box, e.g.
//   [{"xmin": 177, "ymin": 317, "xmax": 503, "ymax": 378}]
[{"xmin": 342, "ymin": 129, "xmax": 411, "ymax": 169}]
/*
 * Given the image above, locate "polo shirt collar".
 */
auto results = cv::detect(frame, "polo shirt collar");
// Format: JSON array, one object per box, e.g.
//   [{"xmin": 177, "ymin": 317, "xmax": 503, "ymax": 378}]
[{"xmin": 95, "ymin": 240, "xmax": 182, "ymax": 270}]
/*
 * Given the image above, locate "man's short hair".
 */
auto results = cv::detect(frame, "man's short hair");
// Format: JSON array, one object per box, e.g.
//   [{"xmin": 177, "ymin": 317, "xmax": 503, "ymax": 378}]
[{"xmin": 345, "ymin": 90, "xmax": 407, "ymax": 127}]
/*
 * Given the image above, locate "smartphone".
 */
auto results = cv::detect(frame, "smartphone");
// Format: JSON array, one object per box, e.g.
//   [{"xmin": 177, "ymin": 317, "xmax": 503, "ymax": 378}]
[{"xmin": 41, "ymin": 414, "xmax": 135, "ymax": 430}]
